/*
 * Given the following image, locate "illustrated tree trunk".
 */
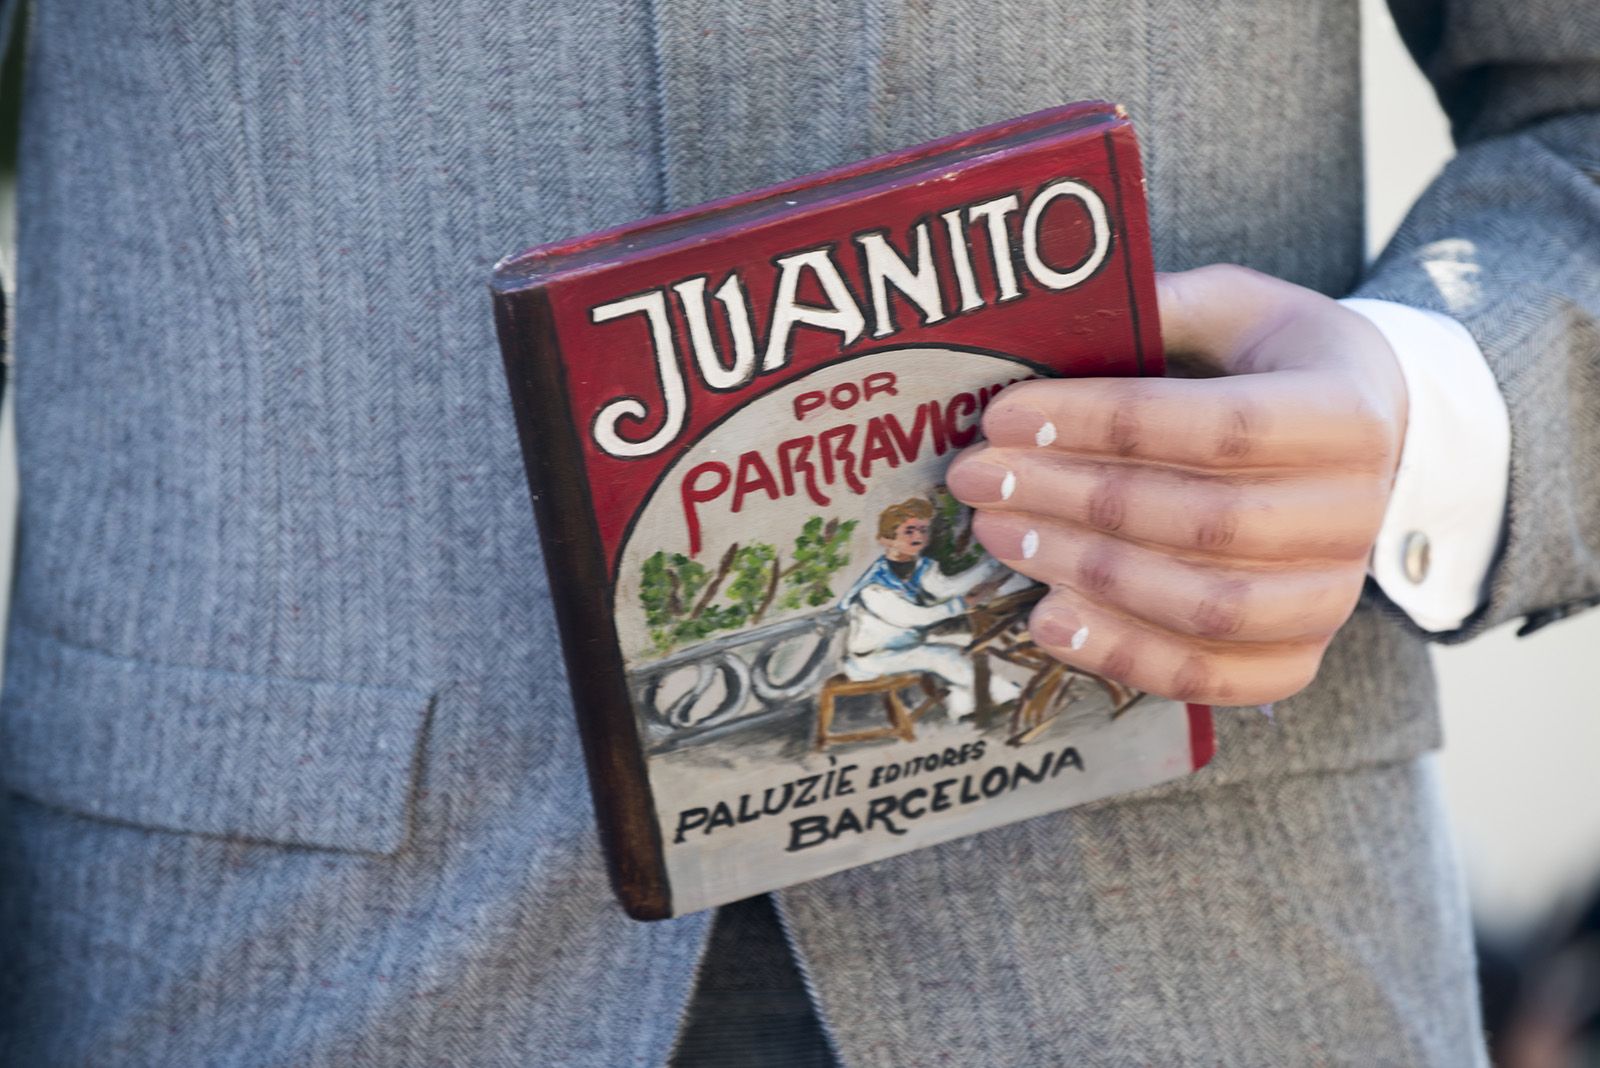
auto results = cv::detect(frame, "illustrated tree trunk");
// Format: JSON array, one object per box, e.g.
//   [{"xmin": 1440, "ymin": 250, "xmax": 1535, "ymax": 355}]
[
  {"xmin": 689, "ymin": 543, "xmax": 739, "ymax": 619},
  {"xmin": 666, "ymin": 569, "xmax": 683, "ymax": 618},
  {"xmin": 754, "ymin": 553, "xmax": 784, "ymax": 623}
]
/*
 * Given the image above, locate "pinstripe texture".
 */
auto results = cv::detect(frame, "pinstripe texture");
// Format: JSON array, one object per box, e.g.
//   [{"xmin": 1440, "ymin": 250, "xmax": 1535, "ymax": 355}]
[
  {"xmin": 0, "ymin": 0, "xmax": 1593, "ymax": 1063},
  {"xmin": 4, "ymin": 2, "xmax": 711, "ymax": 1065},
  {"xmin": 775, "ymin": 757, "xmax": 1484, "ymax": 1066},
  {"xmin": 651, "ymin": 0, "xmax": 1362, "ymax": 295}
]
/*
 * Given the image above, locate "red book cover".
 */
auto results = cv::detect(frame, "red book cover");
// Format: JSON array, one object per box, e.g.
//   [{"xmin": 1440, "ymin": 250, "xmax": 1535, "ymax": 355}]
[{"xmin": 492, "ymin": 103, "xmax": 1214, "ymax": 920}]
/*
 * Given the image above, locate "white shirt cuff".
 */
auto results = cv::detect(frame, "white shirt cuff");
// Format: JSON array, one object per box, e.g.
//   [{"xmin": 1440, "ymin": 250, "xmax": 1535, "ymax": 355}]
[{"xmin": 1340, "ymin": 298, "xmax": 1510, "ymax": 633}]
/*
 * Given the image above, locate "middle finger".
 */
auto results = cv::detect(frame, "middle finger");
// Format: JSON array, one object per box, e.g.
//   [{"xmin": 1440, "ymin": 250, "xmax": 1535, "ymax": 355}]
[{"xmin": 946, "ymin": 446, "xmax": 1384, "ymax": 563}]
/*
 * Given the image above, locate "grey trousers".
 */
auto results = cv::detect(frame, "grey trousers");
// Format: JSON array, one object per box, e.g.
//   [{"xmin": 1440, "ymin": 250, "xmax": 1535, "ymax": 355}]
[
  {"xmin": 673, "ymin": 756, "xmax": 1487, "ymax": 1067},
  {"xmin": 670, "ymin": 895, "xmax": 837, "ymax": 1068}
]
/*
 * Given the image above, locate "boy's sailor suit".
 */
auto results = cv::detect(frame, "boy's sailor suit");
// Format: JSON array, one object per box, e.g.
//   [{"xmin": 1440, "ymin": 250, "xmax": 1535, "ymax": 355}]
[{"xmin": 837, "ymin": 555, "xmax": 1024, "ymax": 718}]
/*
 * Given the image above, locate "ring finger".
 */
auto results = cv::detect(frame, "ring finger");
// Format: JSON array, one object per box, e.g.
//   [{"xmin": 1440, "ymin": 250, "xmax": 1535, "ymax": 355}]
[{"xmin": 971, "ymin": 509, "xmax": 1364, "ymax": 644}]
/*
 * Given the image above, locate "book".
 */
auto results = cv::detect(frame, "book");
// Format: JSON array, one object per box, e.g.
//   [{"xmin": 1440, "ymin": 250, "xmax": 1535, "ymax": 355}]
[{"xmin": 492, "ymin": 102, "xmax": 1214, "ymax": 921}]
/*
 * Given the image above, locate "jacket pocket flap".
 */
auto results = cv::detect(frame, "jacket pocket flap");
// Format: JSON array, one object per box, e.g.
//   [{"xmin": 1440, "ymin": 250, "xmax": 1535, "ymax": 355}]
[{"xmin": 0, "ymin": 625, "xmax": 434, "ymax": 854}]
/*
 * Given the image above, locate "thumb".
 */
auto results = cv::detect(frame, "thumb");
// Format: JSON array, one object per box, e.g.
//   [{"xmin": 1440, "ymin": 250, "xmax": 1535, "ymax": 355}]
[{"xmin": 1156, "ymin": 264, "xmax": 1320, "ymax": 376}]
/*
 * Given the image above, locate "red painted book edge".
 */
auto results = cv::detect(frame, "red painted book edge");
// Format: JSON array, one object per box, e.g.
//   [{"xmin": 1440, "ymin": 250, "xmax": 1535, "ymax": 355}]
[{"xmin": 493, "ymin": 106, "xmax": 1215, "ymax": 920}]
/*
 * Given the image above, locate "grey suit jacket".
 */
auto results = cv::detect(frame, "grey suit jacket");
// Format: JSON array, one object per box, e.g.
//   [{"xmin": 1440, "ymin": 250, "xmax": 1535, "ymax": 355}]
[{"xmin": 0, "ymin": 1, "xmax": 1594, "ymax": 1065}]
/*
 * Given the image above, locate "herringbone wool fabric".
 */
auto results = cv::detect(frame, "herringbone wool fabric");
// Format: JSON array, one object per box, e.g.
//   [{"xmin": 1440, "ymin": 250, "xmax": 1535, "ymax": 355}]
[{"xmin": 0, "ymin": 0, "xmax": 1594, "ymax": 1064}]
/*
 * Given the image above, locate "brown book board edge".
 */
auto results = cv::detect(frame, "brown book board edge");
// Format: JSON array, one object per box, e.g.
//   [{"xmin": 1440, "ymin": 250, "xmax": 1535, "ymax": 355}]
[{"xmin": 494, "ymin": 286, "xmax": 675, "ymax": 920}]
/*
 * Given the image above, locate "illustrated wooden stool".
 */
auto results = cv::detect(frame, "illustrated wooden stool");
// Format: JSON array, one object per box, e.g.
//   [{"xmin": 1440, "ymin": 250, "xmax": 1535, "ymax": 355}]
[
  {"xmin": 964, "ymin": 587, "xmax": 1143, "ymax": 746},
  {"xmin": 815, "ymin": 672, "xmax": 945, "ymax": 750}
]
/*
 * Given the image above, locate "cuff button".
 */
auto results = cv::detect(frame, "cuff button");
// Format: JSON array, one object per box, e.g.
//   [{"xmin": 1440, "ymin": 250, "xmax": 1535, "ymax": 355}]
[{"xmin": 1402, "ymin": 531, "xmax": 1431, "ymax": 584}]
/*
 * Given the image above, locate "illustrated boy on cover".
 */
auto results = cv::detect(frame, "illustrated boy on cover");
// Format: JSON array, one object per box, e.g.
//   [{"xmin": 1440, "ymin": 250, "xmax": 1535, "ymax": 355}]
[{"xmin": 838, "ymin": 497, "xmax": 1025, "ymax": 723}]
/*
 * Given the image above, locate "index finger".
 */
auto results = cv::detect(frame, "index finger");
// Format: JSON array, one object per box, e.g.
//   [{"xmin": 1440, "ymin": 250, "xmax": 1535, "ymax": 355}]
[{"xmin": 980, "ymin": 373, "xmax": 1390, "ymax": 473}]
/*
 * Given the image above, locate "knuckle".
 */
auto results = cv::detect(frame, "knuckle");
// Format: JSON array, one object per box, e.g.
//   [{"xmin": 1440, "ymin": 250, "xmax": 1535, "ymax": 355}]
[
  {"xmin": 1169, "ymin": 654, "xmax": 1215, "ymax": 703},
  {"xmin": 1106, "ymin": 405, "xmax": 1141, "ymax": 456},
  {"xmin": 1075, "ymin": 540, "xmax": 1120, "ymax": 596},
  {"xmin": 1350, "ymin": 414, "xmax": 1399, "ymax": 473},
  {"xmin": 1191, "ymin": 490, "xmax": 1245, "ymax": 550},
  {"xmin": 1190, "ymin": 578, "xmax": 1251, "ymax": 638},
  {"xmin": 1087, "ymin": 470, "xmax": 1129, "ymax": 533},
  {"xmin": 1213, "ymin": 405, "xmax": 1255, "ymax": 461},
  {"xmin": 1097, "ymin": 640, "xmax": 1138, "ymax": 684}
]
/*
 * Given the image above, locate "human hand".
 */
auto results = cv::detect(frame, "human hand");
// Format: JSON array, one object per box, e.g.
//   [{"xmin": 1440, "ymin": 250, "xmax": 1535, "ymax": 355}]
[{"xmin": 946, "ymin": 265, "xmax": 1409, "ymax": 706}]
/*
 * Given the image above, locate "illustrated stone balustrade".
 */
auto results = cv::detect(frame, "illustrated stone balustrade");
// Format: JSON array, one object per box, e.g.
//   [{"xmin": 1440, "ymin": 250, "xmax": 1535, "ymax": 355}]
[{"xmin": 631, "ymin": 612, "xmax": 845, "ymax": 752}]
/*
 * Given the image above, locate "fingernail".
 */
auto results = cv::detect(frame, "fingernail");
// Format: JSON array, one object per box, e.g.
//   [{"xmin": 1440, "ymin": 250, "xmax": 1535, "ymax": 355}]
[
  {"xmin": 1032, "ymin": 605, "xmax": 1086, "ymax": 650},
  {"xmin": 970, "ymin": 512, "xmax": 1037, "ymax": 561},
  {"xmin": 985, "ymin": 400, "xmax": 1056, "ymax": 449},
  {"xmin": 947, "ymin": 460, "xmax": 1014, "ymax": 504}
]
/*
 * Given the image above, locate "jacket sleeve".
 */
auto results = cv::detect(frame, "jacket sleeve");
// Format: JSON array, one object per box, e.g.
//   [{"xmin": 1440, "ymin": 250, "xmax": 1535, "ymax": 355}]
[{"xmin": 1353, "ymin": 0, "xmax": 1600, "ymax": 639}]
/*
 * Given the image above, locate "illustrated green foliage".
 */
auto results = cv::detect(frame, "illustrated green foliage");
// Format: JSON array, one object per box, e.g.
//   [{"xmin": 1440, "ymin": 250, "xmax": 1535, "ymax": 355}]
[
  {"xmin": 640, "ymin": 552, "xmax": 703, "ymax": 629},
  {"xmin": 639, "ymin": 516, "xmax": 858, "ymax": 654},
  {"xmin": 640, "ymin": 550, "xmax": 735, "ymax": 653},
  {"xmin": 725, "ymin": 542, "xmax": 777, "ymax": 615},
  {"xmin": 927, "ymin": 486, "xmax": 986, "ymax": 574},
  {"xmin": 662, "ymin": 601, "xmax": 747, "ymax": 650},
  {"xmin": 779, "ymin": 517, "xmax": 859, "ymax": 611}
]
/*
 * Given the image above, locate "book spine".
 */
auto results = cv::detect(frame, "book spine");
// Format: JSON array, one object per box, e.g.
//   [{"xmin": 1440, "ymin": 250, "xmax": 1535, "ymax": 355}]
[
  {"xmin": 1103, "ymin": 122, "xmax": 1215, "ymax": 766},
  {"xmin": 492, "ymin": 286, "xmax": 674, "ymax": 920},
  {"xmin": 1104, "ymin": 120, "xmax": 1166, "ymax": 376}
]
